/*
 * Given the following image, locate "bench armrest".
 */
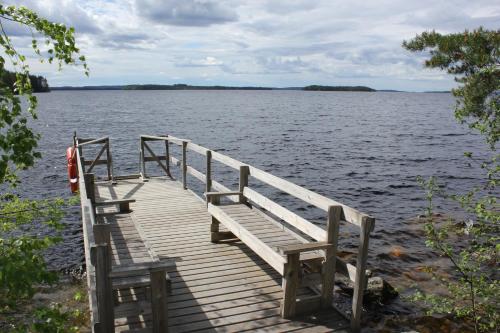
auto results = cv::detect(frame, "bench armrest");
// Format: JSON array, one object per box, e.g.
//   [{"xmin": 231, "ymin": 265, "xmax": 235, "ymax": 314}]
[
  {"xmin": 278, "ymin": 242, "xmax": 332, "ymax": 255},
  {"xmin": 110, "ymin": 260, "xmax": 175, "ymax": 278},
  {"xmin": 204, "ymin": 191, "xmax": 242, "ymax": 199},
  {"xmin": 94, "ymin": 198, "xmax": 136, "ymax": 206}
]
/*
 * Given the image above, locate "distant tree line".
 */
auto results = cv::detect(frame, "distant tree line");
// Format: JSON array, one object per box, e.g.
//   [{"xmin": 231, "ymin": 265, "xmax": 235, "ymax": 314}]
[
  {"xmin": 123, "ymin": 83, "xmax": 272, "ymax": 90},
  {"xmin": 303, "ymin": 85, "xmax": 375, "ymax": 92},
  {"xmin": 52, "ymin": 83, "xmax": 379, "ymax": 91},
  {"xmin": 0, "ymin": 69, "xmax": 50, "ymax": 92}
]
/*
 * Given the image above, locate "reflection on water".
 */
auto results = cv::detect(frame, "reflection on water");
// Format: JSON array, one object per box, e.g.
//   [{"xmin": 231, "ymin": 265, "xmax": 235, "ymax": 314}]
[{"xmin": 16, "ymin": 90, "xmax": 488, "ymax": 329}]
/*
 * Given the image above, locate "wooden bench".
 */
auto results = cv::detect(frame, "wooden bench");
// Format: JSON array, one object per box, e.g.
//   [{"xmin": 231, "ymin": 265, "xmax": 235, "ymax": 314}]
[
  {"xmin": 205, "ymin": 165, "xmax": 375, "ymax": 331},
  {"xmin": 83, "ymin": 173, "xmax": 174, "ymax": 333},
  {"xmin": 206, "ymin": 191, "xmax": 340, "ymax": 319},
  {"xmin": 91, "ymin": 223, "xmax": 174, "ymax": 333},
  {"xmin": 94, "ymin": 198, "xmax": 136, "ymax": 213}
]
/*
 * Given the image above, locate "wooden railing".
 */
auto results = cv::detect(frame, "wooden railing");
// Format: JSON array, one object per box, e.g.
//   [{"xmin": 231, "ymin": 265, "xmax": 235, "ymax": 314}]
[
  {"xmin": 74, "ymin": 134, "xmax": 114, "ymax": 181},
  {"xmin": 76, "ymin": 135, "xmax": 171, "ymax": 333},
  {"xmin": 75, "ymin": 143, "xmax": 112, "ymax": 332},
  {"xmin": 139, "ymin": 134, "xmax": 375, "ymax": 331}
]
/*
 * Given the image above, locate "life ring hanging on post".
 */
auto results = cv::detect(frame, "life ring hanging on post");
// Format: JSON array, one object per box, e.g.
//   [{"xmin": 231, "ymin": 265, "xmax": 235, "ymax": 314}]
[{"xmin": 66, "ymin": 146, "xmax": 79, "ymax": 193}]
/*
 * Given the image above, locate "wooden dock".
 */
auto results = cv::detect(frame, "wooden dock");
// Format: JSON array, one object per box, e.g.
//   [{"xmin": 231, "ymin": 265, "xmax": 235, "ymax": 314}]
[{"xmin": 75, "ymin": 135, "xmax": 374, "ymax": 333}]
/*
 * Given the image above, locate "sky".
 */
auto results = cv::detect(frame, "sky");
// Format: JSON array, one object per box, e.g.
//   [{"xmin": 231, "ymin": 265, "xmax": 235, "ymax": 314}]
[{"xmin": 2, "ymin": 0, "xmax": 499, "ymax": 91}]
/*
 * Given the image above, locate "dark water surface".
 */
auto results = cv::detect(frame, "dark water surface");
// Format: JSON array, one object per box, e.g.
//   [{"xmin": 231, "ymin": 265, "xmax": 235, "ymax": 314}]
[{"xmin": 16, "ymin": 90, "xmax": 490, "ymax": 326}]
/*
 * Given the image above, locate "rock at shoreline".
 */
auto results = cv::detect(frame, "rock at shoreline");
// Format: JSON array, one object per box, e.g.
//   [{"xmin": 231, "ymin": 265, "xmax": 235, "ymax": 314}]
[
  {"xmin": 336, "ymin": 275, "xmax": 398, "ymax": 305},
  {"xmin": 365, "ymin": 276, "xmax": 399, "ymax": 304}
]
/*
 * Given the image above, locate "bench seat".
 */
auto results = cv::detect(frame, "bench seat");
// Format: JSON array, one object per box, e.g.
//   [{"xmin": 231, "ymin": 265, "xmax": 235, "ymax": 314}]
[{"xmin": 213, "ymin": 203, "xmax": 324, "ymax": 264}]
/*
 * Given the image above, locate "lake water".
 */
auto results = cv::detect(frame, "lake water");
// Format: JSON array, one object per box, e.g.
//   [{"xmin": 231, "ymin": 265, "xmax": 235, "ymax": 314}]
[{"xmin": 15, "ymin": 90, "xmax": 491, "ymax": 324}]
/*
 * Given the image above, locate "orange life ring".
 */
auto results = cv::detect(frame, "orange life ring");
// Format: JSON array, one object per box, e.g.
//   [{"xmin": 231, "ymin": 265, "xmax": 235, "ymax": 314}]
[{"xmin": 66, "ymin": 146, "xmax": 79, "ymax": 193}]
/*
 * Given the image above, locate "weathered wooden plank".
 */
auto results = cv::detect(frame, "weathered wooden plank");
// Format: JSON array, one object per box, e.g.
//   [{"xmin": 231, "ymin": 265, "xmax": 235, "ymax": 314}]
[
  {"xmin": 150, "ymin": 268, "xmax": 169, "ymax": 333},
  {"xmin": 78, "ymin": 136, "xmax": 108, "ymax": 146},
  {"xmin": 168, "ymin": 279, "xmax": 279, "ymax": 303},
  {"xmin": 84, "ymin": 159, "xmax": 108, "ymax": 167},
  {"xmin": 169, "ymin": 301, "xmax": 280, "ymax": 326},
  {"xmin": 321, "ymin": 205, "xmax": 341, "ymax": 308},
  {"xmin": 205, "ymin": 150, "xmax": 212, "ymax": 194},
  {"xmin": 144, "ymin": 156, "xmax": 168, "ymax": 162},
  {"xmin": 181, "ymin": 141, "xmax": 187, "ymax": 189},
  {"xmin": 143, "ymin": 141, "xmax": 170, "ymax": 176},
  {"xmin": 186, "ymin": 142, "xmax": 208, "ymax": 155},
  {"xmin": 186, "ymin": 165, "xmax": 206, "ymax": 183},
  {"xmin": 278, "ymin": 242, "xmax": 331, "ymax": 255},
  {"xmin": 248, "ymin": 166, "xmax": 370, "ymax": 228},
  {"xmin": 351, "ymin": 216, "xmax": 375, "ymax": 332},
  {"xmin": 281, "ymin": 252, "xmax": 299, "ymax": 318},
  {"xmin": 211, "ymin": 150, "xmax": 244, "ymax": 170},
  {"xmin": 165, "ymin": 135, "xmax": 189, "ymax": 145}
]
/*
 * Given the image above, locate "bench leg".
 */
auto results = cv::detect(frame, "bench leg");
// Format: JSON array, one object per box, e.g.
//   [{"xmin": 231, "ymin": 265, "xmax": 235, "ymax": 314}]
[
  {"xmin": 119, "ymin": 202, "xmax": 130, "ymax": 212},
  {"xmin": 281, "ymin": 253, "xmax": 300, "ymax": 319},
  {"xmin": 210, "ymin": 216, "xmax": 221, "ymax": 243},
  {"xmin": 321, "ymin": 205, "xmax": 341, "ymax": 308},
  {"xmin": 210, "ymin": 197, "xmax": 221, "ymax": 243},
  {"xmin": 150, "ymin": 268, "xmax": 169, "ymax": 333},
  {"xmin": 321, "ymin": 252, "xmax": 335, "ymax": 308}
]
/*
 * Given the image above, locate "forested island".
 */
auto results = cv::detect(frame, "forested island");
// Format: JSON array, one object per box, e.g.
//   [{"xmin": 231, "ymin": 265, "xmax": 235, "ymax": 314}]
[
  {"xmin": 52, "ymin": 83, "xmax": 376, "ymax": 91},
  {"xmin": 0, "ymin": 69, "xmax": 50, "ymax": 92},
  {"xmin": 303, "ymin": 85, "xmax": 375, "ymax": 91}
]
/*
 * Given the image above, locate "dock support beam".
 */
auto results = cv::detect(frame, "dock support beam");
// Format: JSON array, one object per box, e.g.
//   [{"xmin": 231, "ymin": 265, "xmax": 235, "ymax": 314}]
[
  {"xmin": 165, "ymin": 137, "xmax": 170, "ymax": 177},
  {"xmin": 239, "ymin": 165, "xmax": 249, "ymax": 204},
  {"xmin": 321, "ymin": 205, "xmax": 341, "ymax": 308},
  {"xmin": 205, "ymin": 150, "xmax": 212, "ymax": 197},
  {"xmin": 91, "ymin": 242, "xmax": 114, "ymax": 333},
  {"xmin": 281, "ymin": 253, "xmax": 300, "ymax": 318},
  {"xmin": 351, "ymin": 216, "xmax": 375, "ymax": 332},
  {"xmin": 182, "ymin": 141, "xmax": 187, "ymax": 189},
  {"xmin": 150, "ymin": 267, "xmax": 169, "ymax": 333}
]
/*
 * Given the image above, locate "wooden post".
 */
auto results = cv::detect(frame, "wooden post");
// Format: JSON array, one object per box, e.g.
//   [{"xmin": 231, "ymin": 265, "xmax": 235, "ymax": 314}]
[
  {"xmin": 321, "ymin": 205, "xmax": 342, "ymax": 308},
  {"xmin": 91, "ymin": 243, "xmax": 114, "ymax": 333},
  {"xmin": 105, "ymin": 140, "xmax": 112, "ymax": 181},
  {"xmin": 84, "ymin": 173, "xmax": 96, "ymax": 203},
  {"xmin": 84, "ymin": 173, "xmax": 96, "ymax": 219},
  {"xmin": 93, "ymin": 223, "xmax": 111, "ymax": 244},
  {"xmin": 119, "ymin": 202, "xmax": 130, "ymax": 212},
  {"xmin": 205, "ymin": 150, "xmax": 212, "ymax": 197},
  {"xmin": 150, "ymin": 268, "xmax": 169, "ymax": 333},
  {"xmin": 165, "ymin": 138, "xmax": 170, "ymax": 177},
  {"xmin": 182, "ymin": 141, "xmax": 187, "ymax": 190},
  {"xmin": 351, "ymin": 216, "xmax": 374, "ymax": 332},
  {"xmin": 93, "ymin": 218, "xmax": 107, "ymax": 242},
  {"xmin": 239, "ymin": 165, "xmax": 249, "ymax": 204},
  {"xmin": 281, "ymin": 252, "xmax": 300, "ymax": 319},
  {"xmin": 140, "ymin": 138, "xmax": 146, "ymax": 179},
  {"xmin": 79, "ymin": 156, "xmax": 86, "ymax": 174},
  {"xmin": 210, "ymin": 196, "xmax": 221, "ymax": 243}
]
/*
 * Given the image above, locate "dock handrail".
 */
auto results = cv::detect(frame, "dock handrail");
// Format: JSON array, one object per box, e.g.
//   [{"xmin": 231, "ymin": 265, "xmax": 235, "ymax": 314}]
[
  {"xmin": 76, "ymin": 136, "xmax": 172, "ymax": 333},
  {"xmin": 74, "ymin": 135, "xmax": 114, "ymax": 181},
  {"xmin": 76, "ymin": 145, "xmax": 108, "ymax": 332},
  {"xmin": 139, "ymin": 134, "xmax": 375, "ymax": 331}
]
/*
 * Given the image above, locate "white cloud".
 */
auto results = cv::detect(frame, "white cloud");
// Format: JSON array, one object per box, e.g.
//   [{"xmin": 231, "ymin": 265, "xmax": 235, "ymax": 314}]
[
  {"xmin": 2, "ymin": 0, "xmax": 499, "ymax": 91},
  {"xmin": 177, "ymin": 56, "xmax": 224, "ymax": 67}
]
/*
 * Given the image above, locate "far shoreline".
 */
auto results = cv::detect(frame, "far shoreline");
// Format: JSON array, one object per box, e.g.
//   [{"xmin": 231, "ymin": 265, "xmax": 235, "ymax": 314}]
[{"xmin": 48, "ymin": 84, "xmax": 451, "ymax": 93}]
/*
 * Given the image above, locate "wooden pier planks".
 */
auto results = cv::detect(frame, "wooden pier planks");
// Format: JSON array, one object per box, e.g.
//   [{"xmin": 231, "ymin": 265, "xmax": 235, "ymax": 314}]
[{"xmin": 94, "ymin": 177, "xmax": 349, "ymax": 332}]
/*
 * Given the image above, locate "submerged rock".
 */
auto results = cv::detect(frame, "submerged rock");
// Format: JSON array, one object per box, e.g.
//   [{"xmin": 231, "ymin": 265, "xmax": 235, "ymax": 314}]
[
  {"xmin": 335, "ymin": 275, "xmax": 398, "ymax": 305},
  {"xmin": 365, "ymin": 276, "xmax": 399, "ymax": 304}
]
